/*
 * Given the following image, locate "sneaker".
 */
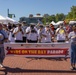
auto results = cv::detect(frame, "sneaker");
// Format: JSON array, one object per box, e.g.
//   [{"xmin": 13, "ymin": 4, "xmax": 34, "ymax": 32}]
[
  {"xmin": 73, "ymin": 67, "xmax": 76, "ymax": 70},
  {"xmin": 0, "ymin": 64, "xmax": 4, "ymax": 68},
  {"xmin": 70, "ymin": 67, "xmax": 76, "ymax": 70}
]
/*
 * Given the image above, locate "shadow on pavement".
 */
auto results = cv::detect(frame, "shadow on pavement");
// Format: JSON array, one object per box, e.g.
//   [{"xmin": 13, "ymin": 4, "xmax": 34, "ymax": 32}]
[{"xmin": 0, "ymin": 67, "xmax": 76, "ymax": 75}]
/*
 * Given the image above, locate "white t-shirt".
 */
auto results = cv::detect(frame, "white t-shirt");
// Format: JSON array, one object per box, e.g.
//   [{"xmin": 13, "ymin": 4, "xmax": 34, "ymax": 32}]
[
  {"xmin": 13, "ymin": 27, "xmax": 23, "ymax": 40},
  {"xmin": 22, "ymin": 26, "xmax": 27, "ymax": 37},
  {"xmin": 8, "ymin": 32, "xmax": 15, "ymax": 42},
  {"xmin": 26, "ymin": 27, "xmax": 37, "ymax": 33},
  {"xmin": 44, "ymin": 30, "xmax": 52, "ymax": 43},
  {"xmin": 27, "ymin": 33, "xmax": 38, "ymax": 41},
  {"xmin": 38, "ymin": 28, "xmax": 52, "ymax": 43},
  {"xmin": 38, "ymin": 29, "xmax": 48, "ymax": 43},
  {"xmin": 26, "ymin": 26, "xmax": 38, "ymax": 40},
  {"xmin": 56, "ymin": 29, "xmax": 66, "ymax": 40}
]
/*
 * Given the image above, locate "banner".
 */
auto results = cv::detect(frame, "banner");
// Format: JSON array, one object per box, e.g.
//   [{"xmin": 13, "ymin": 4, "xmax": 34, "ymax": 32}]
[{"xmin": 4, "ymin": 43, "xmax": 70, "ymax": 57}]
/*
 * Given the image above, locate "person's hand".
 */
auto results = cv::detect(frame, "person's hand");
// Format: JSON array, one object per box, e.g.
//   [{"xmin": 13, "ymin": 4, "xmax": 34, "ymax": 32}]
[
  {"xmin": 0, "ymin": 34, "xmax": 3, "ymax": 38},
  {"xmin": 71, "ymin": 35, "xmax": 76, "ymax": 38},
  {"xmin": 0, "ymin": 41, "xmax": 3, "ymax": 44}
]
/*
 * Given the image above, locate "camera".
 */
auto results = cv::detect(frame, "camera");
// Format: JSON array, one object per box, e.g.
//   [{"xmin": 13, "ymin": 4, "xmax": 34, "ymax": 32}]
[
  {"xmin": 31, "ymin": 29, "xmax": 37, "ymax": 33},
  {"xmin": 30, "ymin": 25, "xmax": 34, "ymax": 29},
  {"xmin": 12, "ymin": 34, "xmax": 15, "ymax": 37},
  {"xmin": 20, "ymin": 28, "xmax": 22, "ymax": 31}
]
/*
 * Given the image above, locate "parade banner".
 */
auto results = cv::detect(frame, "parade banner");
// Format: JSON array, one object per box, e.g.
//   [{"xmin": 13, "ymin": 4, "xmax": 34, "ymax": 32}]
[{"xmin": 4, "ymin": 43, "xmax": 70, "ymax": 57}]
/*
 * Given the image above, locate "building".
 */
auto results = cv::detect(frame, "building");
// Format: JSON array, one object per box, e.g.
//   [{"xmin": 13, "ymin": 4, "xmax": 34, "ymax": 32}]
[{"xmin": 19, "ymin": 13, "xmax": 43, "ymax": 24}]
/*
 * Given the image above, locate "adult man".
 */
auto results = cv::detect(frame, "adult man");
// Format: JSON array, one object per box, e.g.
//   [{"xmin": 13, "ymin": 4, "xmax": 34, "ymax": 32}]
[
  {"xmin": 26, "ymin": 23, "xmax": 38, "ymax": 43},
  {"xmin": 13, "ymin": 23, "xmax": 24, "ymax": 43},
  {"xmin": 0, "ymin": 23, "xmax": 8, "ymax": 68}
]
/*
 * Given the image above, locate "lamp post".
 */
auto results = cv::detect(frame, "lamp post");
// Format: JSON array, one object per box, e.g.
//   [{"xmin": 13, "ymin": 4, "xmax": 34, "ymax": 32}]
[{"xmin": 7, "ymin": 9, "xmax": 15, "ymax": 18}]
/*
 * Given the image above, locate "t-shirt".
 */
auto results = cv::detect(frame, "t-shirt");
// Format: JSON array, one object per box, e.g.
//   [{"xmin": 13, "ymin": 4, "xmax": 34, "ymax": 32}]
[
  {"xmin": 8, "ymin": 32, "xmax": 15, "ymax": 42},
  {"xmin": 27, "ymin": 33, "xmax": 38, "ymax": 41},
  {"xmin": 26, "ymin": 26, "xmax": 38, "ymax": 40},
  {"xmin": 21, "ymin": 26, "xmax": 27, "ymax": 37},
  {"xmin": 68, "ymin": 31, "xmax": 76, "ymax": 43},
  {"xmin": 38, "ymin": 28, "xmax": 52, "ymax": 43},
  {"xmin": 59, "ymin": 29, "xmax": 65, "ymax": 34},
  {"xmin": 13, "ymin": 27, "xmax": 23, "ymax": 40},
  {"xmin": 38, "ymin": 28, "xmax": 46, "ymax": 43},
  {"xmin": 56, "ymin": 29, "xmax": 66, "ymax": 41}
]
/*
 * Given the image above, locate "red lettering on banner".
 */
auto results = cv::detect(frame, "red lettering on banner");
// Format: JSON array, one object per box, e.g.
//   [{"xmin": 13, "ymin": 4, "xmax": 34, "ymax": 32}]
[{"xmin": 6, "ymin": 48, "xmax": 68, "ymax": 55}]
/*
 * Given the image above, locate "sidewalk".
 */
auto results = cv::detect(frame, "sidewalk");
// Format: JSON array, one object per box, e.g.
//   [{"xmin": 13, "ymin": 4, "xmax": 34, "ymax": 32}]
[{"xmin": 0, "ymin": 56, "xmax": 76, "ymax": 75}]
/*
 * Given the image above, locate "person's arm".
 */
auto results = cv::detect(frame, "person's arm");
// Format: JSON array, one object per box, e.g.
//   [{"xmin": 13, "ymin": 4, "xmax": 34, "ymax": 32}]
[
  {"xmin": 20, "ymin": 28, "xmax": 24, "ymax": 34},
  {"xmin": 13, "ymin": 28, "xmax": 19, "ymax": 35},
  {"xmin": 56, "ymin": 28, "xmax": 60, "ymax": 34},
  {"xmin": 68, "ymin": 32, "xmax": 72, "ymax": 41},
  {"xmin": 55, "ymin": 28, "xmax": 60, "ymax": 36},
  {"xmin": 41, "ymin": 34, "xmax": 47, "ymax": 37},
  {"xmin": 38, "ymin": 35, "xmax": 41, "ymax": 43},
  {"xmin": 26, "ymin": 27, "xmax": 31, "ymax": 34},
  {"xmin": 2, "ymin": 31, "xmax": 8, "ymax": 43}
]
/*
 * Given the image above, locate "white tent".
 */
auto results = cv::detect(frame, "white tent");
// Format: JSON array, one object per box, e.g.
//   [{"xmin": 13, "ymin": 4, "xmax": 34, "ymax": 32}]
[
  {"xmin": 50, "ymin": 21, "xmax": 57, "ymax": 25},
  {"xmin": 0, "ymin": 15, "xmax": 6, "ymax": 23},
  {"xmin": 69, "ymin": 21, "xmax": 76, "ymax": 24},
  {"xmin": 5, "ymin": 17, "xmax": 15, "ymax": 23},
  {"xmin": 4, "ymin": 17, "xmax": 19, "ymax": 24},
  {"xmin": 50, "ymin": 21, "xmax": 58, "ymax": 28},
  {"xmin": 0, "ymin": 15, "xmax": 18, "ymax": 24},
  {"xmin": 56, "ymin": 21, "xmax": 64, "ymax": 25}
]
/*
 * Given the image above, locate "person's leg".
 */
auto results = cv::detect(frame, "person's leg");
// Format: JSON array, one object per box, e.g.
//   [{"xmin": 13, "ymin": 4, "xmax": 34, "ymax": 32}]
[
  {"xmin": 73, "ymin": 44, "xmax": 76, "ymax": 68},
  {"xmin": 31, "ymin": 40, "xmax": 37, "ymax": 43},
  {"xmin": 57, "ymin": 40, "xmax": 65, "ymax": 42},
  {"xmin": 0, "ymin": 48, "xmax": 2, "ymax": 63},
  {"xmin": 23, "ymin": 37, "xmax": 26, "ymax": 43},
  {"xmin": 70, "ymin": 52, "xmax": 74, "ymax": 68},
  {"xmin": 70, "ymin": 44, "xmax": 76, "ymax": 69},
  {"xmin": 15, "ymin": 40, "xmax": 23, "ymax": 43},
  {"xmin": 0, "ymin": 47, "xmax": 5, "ymax": 68},
  {"xmin": 73, "ymin": 51, "xmax": 76, "ymax": 68}
]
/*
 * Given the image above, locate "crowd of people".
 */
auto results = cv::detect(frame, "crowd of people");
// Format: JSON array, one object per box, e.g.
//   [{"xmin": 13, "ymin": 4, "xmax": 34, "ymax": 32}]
[
  {"xmin": 0, "ymin": 22, "xmax": 74, "ymax": 43},
  {"xmin": 0, "ymin": 21, "xmax": 76, "ymax": 70}
]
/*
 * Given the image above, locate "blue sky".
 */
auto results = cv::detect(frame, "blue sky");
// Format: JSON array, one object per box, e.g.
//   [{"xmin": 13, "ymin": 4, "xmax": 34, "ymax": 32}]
[{"xmin": 0, "ymin": 0, "xmax": 76, "ymax": 21}]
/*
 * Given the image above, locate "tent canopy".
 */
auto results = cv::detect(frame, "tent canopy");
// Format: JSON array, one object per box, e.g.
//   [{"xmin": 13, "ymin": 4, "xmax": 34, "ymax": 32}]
[
  {"xmin": 56, "ymin": 21, "xmax": 64, "ymax": 25},
  {"xmin": 50, "ymin": 21, "xmax": 57, "ymax": 25},
  {"xmin": 0, "ymin": 15, "xmax": 6, "ymax": 23},
  {"xmin": 69, "ymin": 21, "xmax": 76, "ymax": 24},
  {"xmin": 6, "ymin": 17, "xmax": 15, "ymax": 22},
  {"xmin": 0, "ymin": 15, "xmax": 18, "ymax": 24},
  {"xmin": 5, "ymin": 17, "xmax": 16, "ymax": 24}
]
